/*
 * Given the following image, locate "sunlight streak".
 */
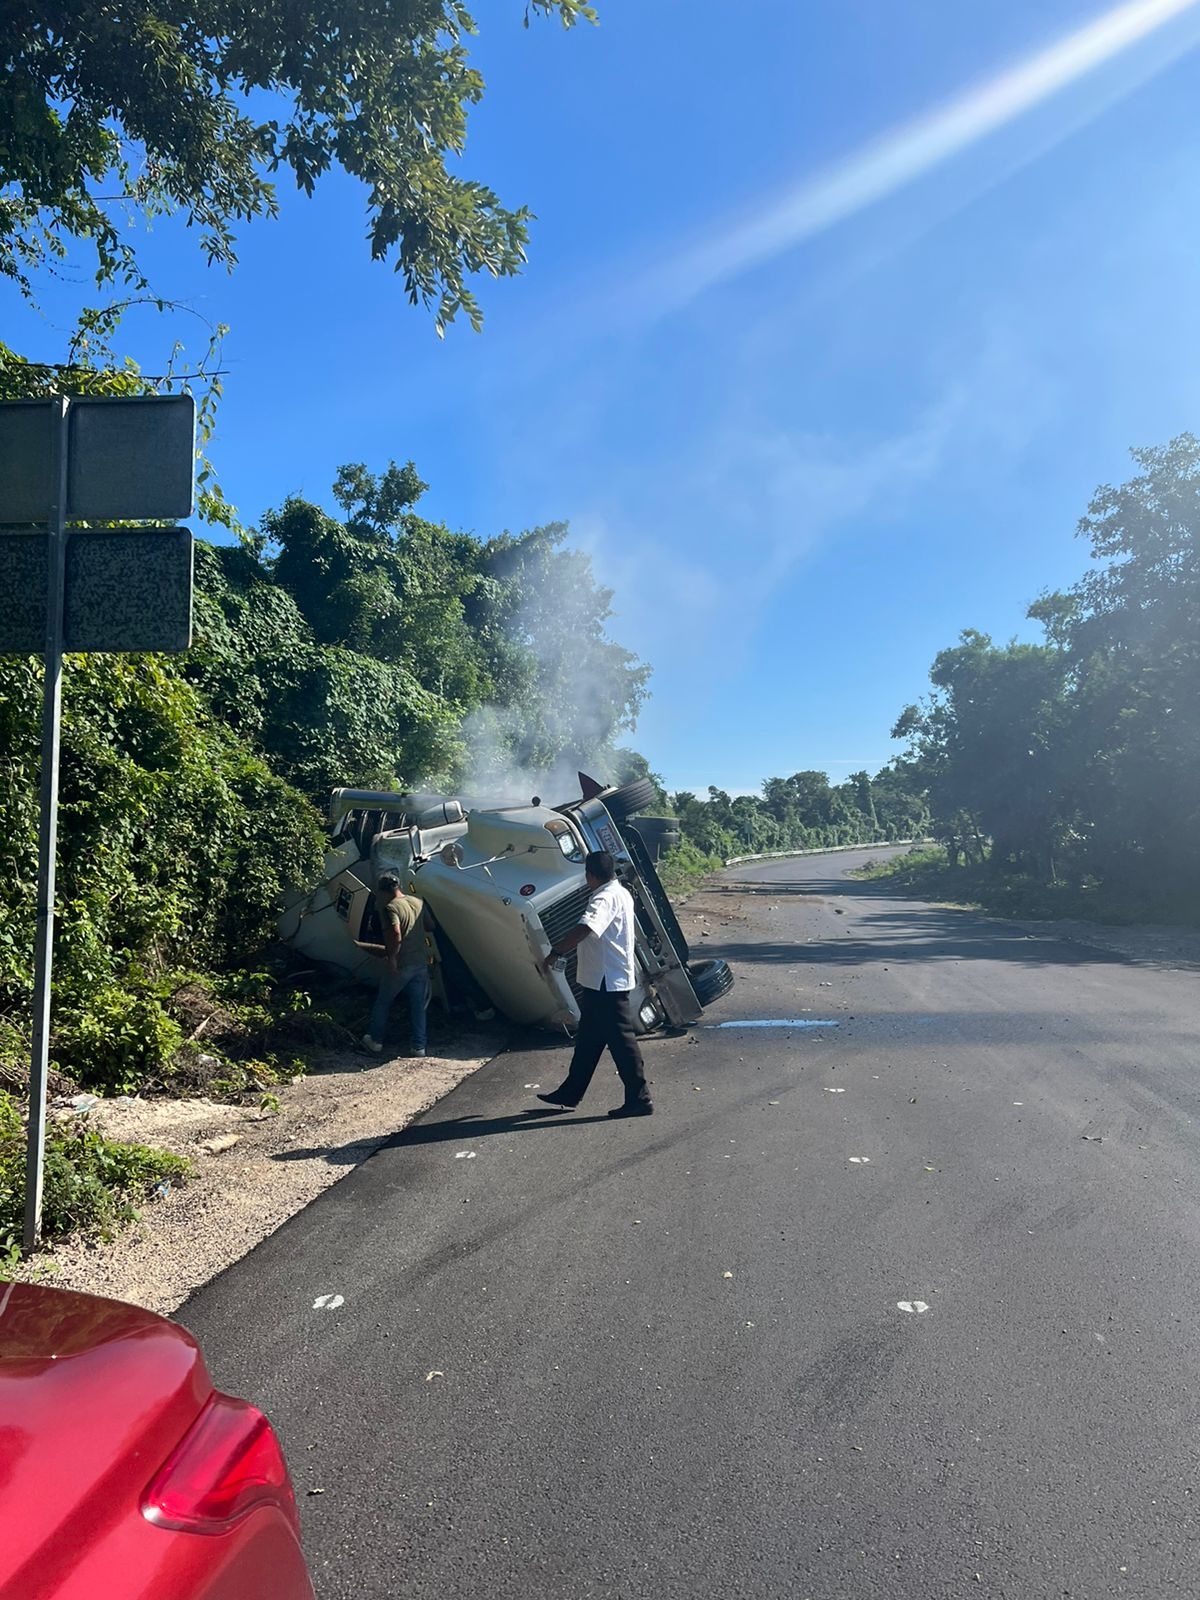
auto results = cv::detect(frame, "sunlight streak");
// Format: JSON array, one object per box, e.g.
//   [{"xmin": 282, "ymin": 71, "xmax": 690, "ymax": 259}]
[{"xmin": 651, "ymin": 0, "xmax": 1200, "ymax": 308}]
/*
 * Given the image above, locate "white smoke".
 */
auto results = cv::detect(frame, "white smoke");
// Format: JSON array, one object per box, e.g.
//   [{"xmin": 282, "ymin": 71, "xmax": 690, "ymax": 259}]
[
  {"xmin": 415, "ymin": 537, "xmax": 646, "ymax": 811},
  {"xmin": 449, "ymin": 705, "xmax": 607, "ymax": 810}
]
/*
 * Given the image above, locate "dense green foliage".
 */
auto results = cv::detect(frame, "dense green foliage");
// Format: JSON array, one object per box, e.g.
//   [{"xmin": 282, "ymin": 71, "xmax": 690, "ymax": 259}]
[
  {"xmin": 0, "ymin": 1090, "xmax": 189, "ymax": 1255},
  {"xmin": 1, "ymin": 1, "xmax": 597, "ymax": 332},
  {"xmin": 664, "ymin": 767, "xmax": 928, "ymax": 863},
  {"xmin": 891, "ymin": 436, "xmax": 1200, "ymax": 918},
  {"xmin": 0, "ymin": 649, "xmax": 327, "ymax": 1092}
]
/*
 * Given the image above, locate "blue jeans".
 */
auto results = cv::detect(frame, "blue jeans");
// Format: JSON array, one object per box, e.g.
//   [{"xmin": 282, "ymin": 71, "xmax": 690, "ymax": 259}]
[{"xmin": 369, "ymin": 964, "xmax": 430, "ymax": 1051}]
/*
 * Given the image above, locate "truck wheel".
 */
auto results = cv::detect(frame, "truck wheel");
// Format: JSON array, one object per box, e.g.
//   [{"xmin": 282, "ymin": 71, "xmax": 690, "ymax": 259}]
[
  {"xmin": 603, "ymin": 778, "xmax": 659, "ymax": 820},
  {"xmin": 688, "ymin": 957, "xmax": 734, "ymax": 1006}
]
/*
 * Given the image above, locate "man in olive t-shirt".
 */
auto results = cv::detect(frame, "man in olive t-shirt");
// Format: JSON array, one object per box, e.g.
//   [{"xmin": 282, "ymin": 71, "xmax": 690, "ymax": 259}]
[{"xmin": 362, "ymin": 872, "xmax": 429, "ymax": 1056}]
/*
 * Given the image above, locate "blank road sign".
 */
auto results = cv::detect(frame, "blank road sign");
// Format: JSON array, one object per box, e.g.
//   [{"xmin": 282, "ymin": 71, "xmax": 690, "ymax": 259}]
[
  {"xmin": 0, "ymin": 529, "xmax": 194, "ymax": 653},
  {"xmin": 69, "ymin": 397, "xmax": 195, "ymax": 520},
  {"xmin": 0, "ymin": 395, "xmax": 195, "ymax": 524},
  {"xmin": 0, "ymin": 402, "xmax": 55, "ymax": 523}
]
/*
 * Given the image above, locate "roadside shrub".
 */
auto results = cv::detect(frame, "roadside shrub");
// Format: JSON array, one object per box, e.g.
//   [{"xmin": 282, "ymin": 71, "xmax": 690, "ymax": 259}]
[
  {"xmin": 0, "ymin": 1091, "xmax": 190, "ymax": 1260},
  {"xmin": 657, "ymin": 837, "xmax": 724, "ymax": 896},
  {"xmin": 52, "ymin": 988, "xmax": 183, "ymax": 1096}
]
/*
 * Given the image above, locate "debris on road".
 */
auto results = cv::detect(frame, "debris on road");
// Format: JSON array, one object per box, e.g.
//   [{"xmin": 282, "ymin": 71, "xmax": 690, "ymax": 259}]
[{"xmin": 199, "ymin": 1132, "xmax": 240, "ymax": 1155}]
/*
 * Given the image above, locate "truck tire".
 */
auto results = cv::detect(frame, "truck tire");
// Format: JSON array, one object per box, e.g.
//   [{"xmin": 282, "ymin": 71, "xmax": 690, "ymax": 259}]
[
  {"xmin": 628, "ymin": 816, "xmax": 680, "ymax": 862},
  {"xmin": 603, "ymin": 778, "xmax": 660, "ymax": 820},
  {"xmin": 688, "ymin": 957, "xmax": 734, "ymax": 1007}
]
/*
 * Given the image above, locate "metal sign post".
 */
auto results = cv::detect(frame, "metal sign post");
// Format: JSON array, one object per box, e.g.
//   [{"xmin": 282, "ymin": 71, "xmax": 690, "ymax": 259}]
[
  {"xmin": 0, "ymin": 393, "xmax": 196, "ymax": 1251},
  {"xmin": 23, "ymin": 398, "xmax": 68, "ymax": 1253}
]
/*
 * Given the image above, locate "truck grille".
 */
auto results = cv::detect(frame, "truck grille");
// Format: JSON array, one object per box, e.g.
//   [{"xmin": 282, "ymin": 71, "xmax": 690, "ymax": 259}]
[
  {"xmin": 537, "ymin": 886, "xmax": 594, "ymax": 998},
  {"xmin": 538, "ymin": 886, "xmax": 592, "ymax": 947}
]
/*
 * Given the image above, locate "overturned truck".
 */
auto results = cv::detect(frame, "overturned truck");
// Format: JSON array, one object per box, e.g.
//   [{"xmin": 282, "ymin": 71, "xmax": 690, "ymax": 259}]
[{"xmin": 279, "ymin": 776, "xmax": 733, "ymax": 1034}]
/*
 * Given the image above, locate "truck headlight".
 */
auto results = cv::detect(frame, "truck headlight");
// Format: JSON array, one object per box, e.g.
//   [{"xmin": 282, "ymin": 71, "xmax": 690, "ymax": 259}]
[
  {"xmin": 639, "ymin": 1002, "xmax": 659, "ymax": 1028},
  {"xmin": 544, "ymin": 819, "xmax": 583, "ymax": 862}
]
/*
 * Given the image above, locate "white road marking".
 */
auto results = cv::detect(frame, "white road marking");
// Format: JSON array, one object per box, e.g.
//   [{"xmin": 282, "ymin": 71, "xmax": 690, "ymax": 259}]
[
  {"xmin": 824, "ymin": 1086, "xmax": 846, "ymax": 1094},
  {"xmin": 454, "ymin": 1151, "xmax": 478, "ymax": 1160},
  {"xmin": 711, "ymin": 1018, "xmax": 841, "ymax": 1029},
  {"xmin": 848, "ymin": 1156, "xmax": 871, "ymax": 1164},
  {"xmin": 312, "ymin": 1294, "xmax": 344, "ymax": 1310},
  {"xmin": 897, "ymin": 1300, "xmax": 929, "ymax": 1314}
]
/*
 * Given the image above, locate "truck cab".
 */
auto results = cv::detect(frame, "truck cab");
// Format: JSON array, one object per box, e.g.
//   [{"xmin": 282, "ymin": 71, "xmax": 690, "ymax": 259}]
[{"xmin": 279, "ymin": 777, "xmax": 733, "ymax": 1034}]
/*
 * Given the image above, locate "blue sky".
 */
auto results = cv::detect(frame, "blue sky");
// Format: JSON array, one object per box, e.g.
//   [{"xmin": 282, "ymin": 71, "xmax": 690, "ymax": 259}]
[{"xmin": 10, "ymin": 0, "xmax": 1200, "ymax": 794}]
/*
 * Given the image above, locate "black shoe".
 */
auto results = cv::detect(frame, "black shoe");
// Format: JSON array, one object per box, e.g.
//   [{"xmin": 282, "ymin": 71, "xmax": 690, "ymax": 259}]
[
  {"xmin": 536, "ymin": 1092, "xmax": 579, "ymax": 1110},
  {"xmin": 608, "ymin": 1102, "xmax": 654, "ymax": 1118}
]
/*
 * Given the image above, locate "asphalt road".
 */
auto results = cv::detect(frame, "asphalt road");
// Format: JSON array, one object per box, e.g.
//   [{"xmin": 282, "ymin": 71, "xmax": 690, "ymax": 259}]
[{"xmin": 180, "ymin": 849, "xmax": 1200, "ymax": 1599}]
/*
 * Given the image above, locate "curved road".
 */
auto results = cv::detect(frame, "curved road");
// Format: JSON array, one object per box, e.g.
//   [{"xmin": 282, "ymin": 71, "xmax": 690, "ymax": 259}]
[{"xmin": 182, "ymin": 849, "xmax": 1200, "ymax": 1599}]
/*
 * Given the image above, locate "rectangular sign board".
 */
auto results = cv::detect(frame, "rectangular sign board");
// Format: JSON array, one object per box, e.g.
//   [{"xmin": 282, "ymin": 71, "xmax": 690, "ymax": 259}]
[
  {"xmin": 0, "ymin": 529, "xmax": 194, "ymax": 653},
  {"xmin": 0, "ymin": 403, "xmax": 54, "ymax": 523},
  {"xmin": 0, "ymin": 395, "xmax": 195, "ymax": 524}
]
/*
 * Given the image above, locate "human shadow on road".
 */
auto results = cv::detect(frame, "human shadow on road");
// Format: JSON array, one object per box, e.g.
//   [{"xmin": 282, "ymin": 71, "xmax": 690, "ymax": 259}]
[{"xmin": 272, "ymin": 1107, "xmax": 611, "ymax": 1166}]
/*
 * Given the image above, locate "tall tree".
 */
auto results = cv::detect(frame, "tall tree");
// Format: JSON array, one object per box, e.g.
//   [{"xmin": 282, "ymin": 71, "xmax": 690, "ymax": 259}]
[
  {"xmin": 1, "ymin": 1, "xmax": 597, "ymax": 331},
  {"xmin": 892, "ymin": 631, "xmax": 1069, "ymax": 875},
  {"xmin": 1029, "ymin": 434, "xmax": 1200, "ymax": 894}
]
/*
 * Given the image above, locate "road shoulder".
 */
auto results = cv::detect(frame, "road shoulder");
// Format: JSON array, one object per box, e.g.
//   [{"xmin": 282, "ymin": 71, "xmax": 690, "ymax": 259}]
[{"xmin": 13, "ymin": 1032, "xmax": 501, "ymax": 1315}]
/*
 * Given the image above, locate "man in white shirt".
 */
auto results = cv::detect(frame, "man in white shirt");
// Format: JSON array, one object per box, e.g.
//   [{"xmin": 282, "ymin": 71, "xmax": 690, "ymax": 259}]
[{"xmin": 535, "ymin": 850, "xmax": 653, "ymax": 1118}]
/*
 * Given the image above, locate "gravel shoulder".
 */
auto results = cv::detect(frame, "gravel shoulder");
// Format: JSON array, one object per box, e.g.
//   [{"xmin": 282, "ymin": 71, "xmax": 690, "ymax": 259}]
[{"xmin": 15, "ymin": 1029, "xmax": 503, "ymax": 1315}]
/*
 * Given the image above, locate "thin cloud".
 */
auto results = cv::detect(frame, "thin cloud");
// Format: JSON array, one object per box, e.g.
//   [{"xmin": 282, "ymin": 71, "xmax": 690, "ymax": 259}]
[{"xmin": 638, "ymin": 0, "xmax": 1200, "ymax": 315}]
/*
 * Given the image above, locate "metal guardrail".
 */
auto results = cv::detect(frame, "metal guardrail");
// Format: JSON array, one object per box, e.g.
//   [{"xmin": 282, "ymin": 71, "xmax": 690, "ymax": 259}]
[{"xmin": 723, "ymin": 838, "xmax": 931, "ymax": 868}]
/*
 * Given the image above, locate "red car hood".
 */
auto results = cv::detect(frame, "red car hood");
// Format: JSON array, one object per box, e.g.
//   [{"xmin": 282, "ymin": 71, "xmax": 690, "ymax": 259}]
[{"xmin": 0, "ymin": 1283, "xmax": 212, "ymax": 1596}]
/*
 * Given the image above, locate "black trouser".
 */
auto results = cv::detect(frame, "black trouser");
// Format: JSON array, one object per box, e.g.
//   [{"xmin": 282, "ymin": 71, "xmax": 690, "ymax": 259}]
[{"xmin": 559, "ymin": 982, "xmax": 651, "ymax": 1108}]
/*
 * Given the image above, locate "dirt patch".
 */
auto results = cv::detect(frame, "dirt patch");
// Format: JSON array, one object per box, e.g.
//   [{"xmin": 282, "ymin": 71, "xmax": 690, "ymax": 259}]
[{"xmin": 15, "ymin": 1029, "xmax": 502, "ymax": 1316}]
